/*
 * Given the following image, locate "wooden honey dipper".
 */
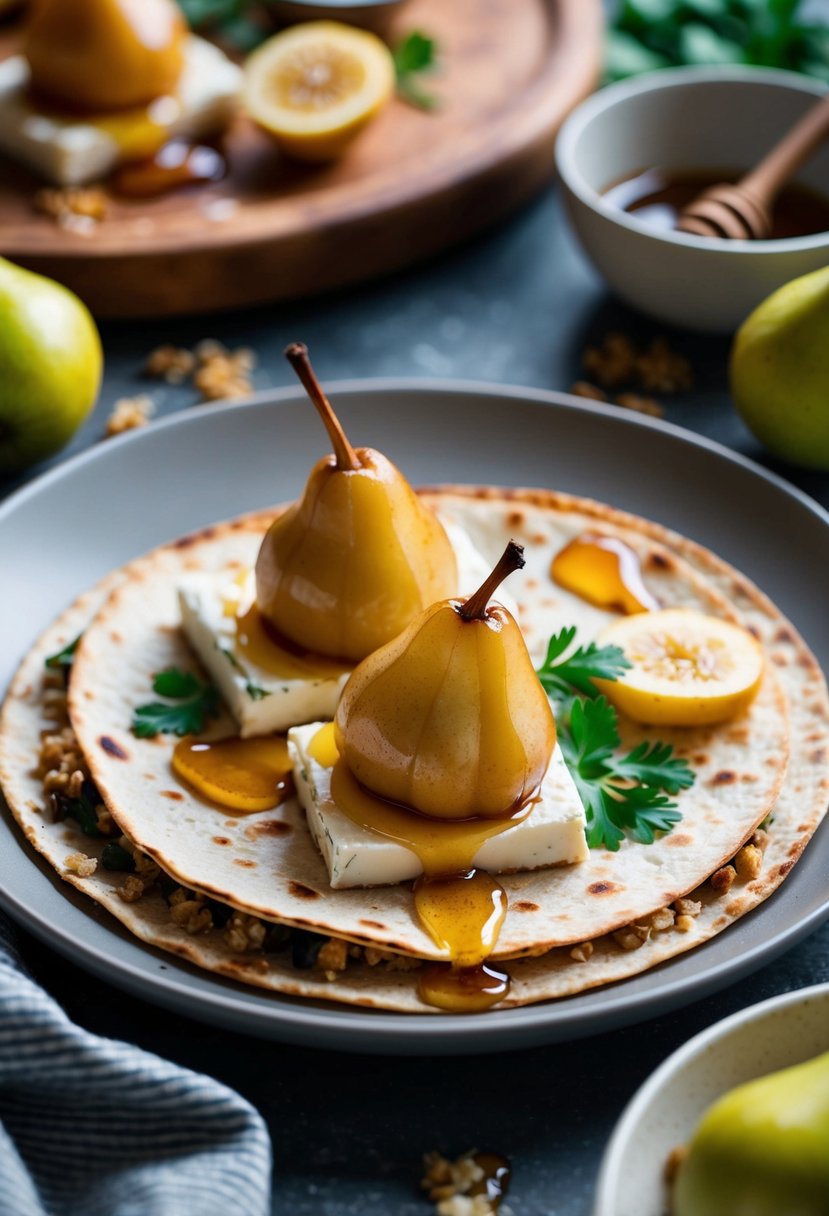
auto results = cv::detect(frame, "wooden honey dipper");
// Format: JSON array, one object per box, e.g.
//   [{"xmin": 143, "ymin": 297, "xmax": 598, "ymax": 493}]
[{"xmin": 676, "ymin": 91, "xmax": 829, "ymax": 240}]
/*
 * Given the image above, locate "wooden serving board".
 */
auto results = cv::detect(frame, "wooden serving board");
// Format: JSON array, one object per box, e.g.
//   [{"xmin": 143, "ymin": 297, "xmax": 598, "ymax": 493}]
[{"xmin": 0, "ymin": 0, "xmax": 603, "ymax": 317}]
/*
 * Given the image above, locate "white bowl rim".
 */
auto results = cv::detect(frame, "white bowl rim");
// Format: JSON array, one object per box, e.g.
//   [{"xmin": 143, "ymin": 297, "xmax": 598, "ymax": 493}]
[
  {"xmin": 594, "ymin": 980, "xmax": 829, "ymax": 1213},
  {"xmin": 556, "ymin": 64, "xmax": 829, "ymax": 254}
]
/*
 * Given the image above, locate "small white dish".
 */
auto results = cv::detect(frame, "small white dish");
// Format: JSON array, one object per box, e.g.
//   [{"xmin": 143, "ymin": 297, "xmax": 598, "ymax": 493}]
[
  {"xmin": 594, "ymin": 983, "xmax": 829, "ymax": 1216},
  {"xmin": 556, "ymin": 66, "xmax": 829, "ymax": 332}
]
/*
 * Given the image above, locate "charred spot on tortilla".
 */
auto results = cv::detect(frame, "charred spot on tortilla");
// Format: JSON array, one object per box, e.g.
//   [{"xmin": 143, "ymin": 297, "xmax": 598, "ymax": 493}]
[
  {"xmin": 289, "ymin": 881, "xmax": 320, "ymax": 900},
  {"xmin": 507, "ymin": 510, "xmax": 525, "ymax": 528},
  {"xmin": 213, "ymin": 836, "xmax": 231, "ymax": 846},
  {"xmin": 514, "ymin": 901, "xmax": 539, "ymax": 912},
  {"xmin": 99, "ymin": 735, "xmax": 128, "ymax": 760},
  {"xmin": 161, "ymin": 789, "xmax": 184, "ymax": 801},
  {"xmin": 588, "ymin": 881, "xmax": 620, "ymax": 896},
  {"xmin": 666, "ymin": 834, "xmax": 693, "ymax": 848},
  {"xmin": 234, "ymin": 858, "xmax": 256, "ymax": 868},
  {"xmin": 360, "ymin": 918, "xmax": 386, "ymax": 929},
  {"xmin": 244, "ymin": 820, "xmax": 292, "ymax": 839},
  {"xmin": 711, "ymin": 771, "xmax": 737, "ymax": 785},
  {"xmin": 646, "ymin": 551, "xmax": 673, "ymax": 571}
]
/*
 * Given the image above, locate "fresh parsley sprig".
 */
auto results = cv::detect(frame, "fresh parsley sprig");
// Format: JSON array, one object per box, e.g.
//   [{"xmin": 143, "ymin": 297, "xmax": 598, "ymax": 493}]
[
  {"xmin": 537, "ymin": 626, "xmax": 695, "ymax": 852},
  {"xmin": 132, "ymin": 668, "xmax": 221, "ymax": 738},
  {"xmin": 537, "ymin": 625, "xmax": 631, "ymax": 699},
  {"xmin": 393, "ymin": 31, "xmax": 440, "ymax": 110}
]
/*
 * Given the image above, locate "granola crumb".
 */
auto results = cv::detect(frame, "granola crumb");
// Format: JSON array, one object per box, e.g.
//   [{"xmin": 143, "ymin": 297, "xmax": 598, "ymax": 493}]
[
  {"xmin": 710, "ymin": 865, "xmax": 736, "ymax": 895},
  {"xmin": 34, "ymin": 185, "xmax": 108, "ymax": 231},
  {"xmin": 646, "ymin": 906, "xmax": 676, "ymax": 933},
  {"xmin": 570, "ymin": 380, "xmax": 608, "ymax": 402},
  {"xmin": 583, "ymin": 332, "xmax": 638, "ymax": 388},
  {"xmin": 636, "ymin": 337, "xmax": 693, "ymax": 393},
  {"xmin": 64, "ymin": 851, "xmax": 97, "ymax": 878},
  {"xmin": 144, "ymin": 345, "xmax": 196, "ymax": 384},
  {"xmin": 569, "ymin": 941, "xmax": 594, "ymax": 963},
  {"xmin": 118, "ymin": 874, "xmax": 147, "ymax": 904},
  {"xmin": 674, "ymin": 897, "xmax": 702, "ymax": 918},
  {"xmin": 363, "ymin": 945, "xmax": 422, "ymax": 971},
  {"xmin": 613, "ymin": 923, "xmax": 650, "ymax": 951},
  {"xmin": 169, "ymin": 896, "xmax": 213, "ymax": 935},
  {"xmin": 734, "ymin": 843, "xmax": 763, "ymax": 882},
  {"xmin": 193, "ymin": 340, "xmax": 256, "ymax": 402},
  {"xmin": 422, "ymin": 1151, "xmax": 485, "ymax": 1204},
  {"xmin": 224, "ymin": 910, "xmax": 266, "ymax": 953},
  {"xmin": 675, "ymin": 914, "xmax": 696, "ymax": 933},
  {"xmin": 582, "ymin": 332, "xmax": 692, "ymax": 395},
  {"xmin": 615, "ymin": 392, "xmax": 665, "ymax": 418},
  {"xmin": 105, "ymin": 395, "xmax": 156, "ymax": 437},
  {"xmin": 317, "ymin": 937, "xmax": 349, "ymax": 974},
  {"xmin": 751, "ymin": 827, "xmax": 771, "ymax": 854}
]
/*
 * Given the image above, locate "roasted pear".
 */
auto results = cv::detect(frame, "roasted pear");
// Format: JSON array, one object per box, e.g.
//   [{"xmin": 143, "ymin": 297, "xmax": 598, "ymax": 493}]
[
  {"xmin": 24, "ymin": 0, "xmax": 186, "ymax": 113},
  {"xmin": 335, "ymin": 541, "xmax": 557, "ymax": 820},
  {"xmin": 674, "ymin": 1050, "xmax": 829, "ymax": 1216},
  {"xmin": 255, "ymin": 343, "xmax": 457, "ymax": 662}
]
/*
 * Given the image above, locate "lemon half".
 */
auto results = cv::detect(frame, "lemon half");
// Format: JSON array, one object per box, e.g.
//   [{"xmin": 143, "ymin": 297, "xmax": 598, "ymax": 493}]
[
  {"xmin": 596, "ymin": 609, "xmax": 764, "ymax": 727},
  {"xmin": 244, "ymin": 21, "xmax": 395, "ymax": 162}
]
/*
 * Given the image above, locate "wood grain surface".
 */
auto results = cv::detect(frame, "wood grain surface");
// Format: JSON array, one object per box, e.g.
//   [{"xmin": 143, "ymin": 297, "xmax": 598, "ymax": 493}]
[{"xmin": 0, "ymin": 0, "xmax": 603, "ymax": 317}]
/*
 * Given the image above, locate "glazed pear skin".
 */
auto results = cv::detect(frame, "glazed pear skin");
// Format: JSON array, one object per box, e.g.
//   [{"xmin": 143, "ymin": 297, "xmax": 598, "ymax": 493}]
[
  {"xmin": 674, "ymin": 1050, "xmax": 829, "ymax": 1216},
  {"xmin": 335, "ymin": 598, "xmax": 557, "ymax": 820},
  {"xmin": 255, "ymin": 448, "xmax": 458, "ymax": 663}
]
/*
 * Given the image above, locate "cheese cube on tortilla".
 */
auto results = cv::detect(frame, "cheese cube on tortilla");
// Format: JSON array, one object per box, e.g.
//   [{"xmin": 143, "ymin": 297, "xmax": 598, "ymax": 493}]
[{"xmin": 289, "ymin": 722, "xmax": 589, "ymax": 889}]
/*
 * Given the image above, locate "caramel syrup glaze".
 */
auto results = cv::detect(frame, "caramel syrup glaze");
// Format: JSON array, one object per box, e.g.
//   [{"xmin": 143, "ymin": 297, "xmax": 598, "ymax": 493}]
[
  {"xmin": 603, "ymin": 167, "xmax": 829, "ymax": 239},
  {"xmin": 551, "ymin": 533, "xmax": 659, "ymax": 615},
  {"xmin": 236, "ymin": 601, "xmax": 351, "ymax": 682},
  {"xmin": 311, "ymin": 723, "xmax": 534, "ymax": 1012},
  {"xmin": 112, "ymin": 140, "xmax": 226, "ymax": 199},
  {"xmin": 171, "ymin": 735, "xmax": 294, "ymax": 814}
]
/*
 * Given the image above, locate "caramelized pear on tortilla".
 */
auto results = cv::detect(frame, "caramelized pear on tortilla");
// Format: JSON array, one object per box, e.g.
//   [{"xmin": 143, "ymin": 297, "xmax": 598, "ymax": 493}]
[{"xmin": 0, "ymin": 487, "xmax": 825, "ymax": 1013}]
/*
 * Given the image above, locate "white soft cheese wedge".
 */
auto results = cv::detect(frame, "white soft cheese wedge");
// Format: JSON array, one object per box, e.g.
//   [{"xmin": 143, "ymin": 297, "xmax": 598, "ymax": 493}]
[
  {"xmin": 289, "ymin": 722, "xmax": 588, "ymax": 889},
  {"xmin": 0, "ymin": 36, "xmax": 241, "ymax": 186},
  {"xmin": 179, "ymin": 520, "xmax": 508, "ymax": 738}
]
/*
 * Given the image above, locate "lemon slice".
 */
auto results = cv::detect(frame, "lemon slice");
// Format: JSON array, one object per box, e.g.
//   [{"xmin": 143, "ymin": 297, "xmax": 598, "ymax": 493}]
[
  {"xmin": 595, "ymin": 609, "xmax": 764, "ymax": 726},
  {"xmin": 243, "ymin": 21, "xmax": 395, "ymax": 162}
]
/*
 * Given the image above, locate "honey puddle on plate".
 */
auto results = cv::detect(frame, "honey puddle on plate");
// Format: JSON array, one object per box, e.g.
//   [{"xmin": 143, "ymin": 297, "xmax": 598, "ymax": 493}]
[{"xmin": 551, "ymin": 532, "xmax": 659, "ymax": 614}]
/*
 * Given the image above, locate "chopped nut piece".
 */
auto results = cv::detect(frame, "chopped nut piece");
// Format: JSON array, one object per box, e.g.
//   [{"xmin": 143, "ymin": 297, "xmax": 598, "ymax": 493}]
[
  {"xmin": 317, "ymin": 937, "xmax": 349, "ymax": 974},
  {"xmin": 710, "ymin": 865, "xmax": 736, "ymax": 894},
  {"xmin": 674, "ymin": 897, "xmax": 702, "ymax": 918},
  {"xmin": 615, "ymin": 392, "xmax": 664, "ymax": 418},
  {"xmin": 675, "ymin": 914, "xmax": 696, "ymax": 933},
  {"xmin": 636, "ymin": 337, "xmax": 693, "ymax": 393},
  {"xmin": 364, "ymin": 946, "xmax": 421, "ymax": 971},
  {"xmin": 583, "ymin": 332, "xmax": 639, "ymax": 388},
  {"xmin": 570, "ymin": 380, "xmax": 608, "ymax": 402},
  {"xmin": 569, "ymin": 941, "xmax": 594, "ymax": 963},
  {"xmin": 224, "ymin": 911, "xmax": 267, "ymax": 953},
  {"xmin": 34, "ymin": 186, "xmax": 108, "ymax": 230},
  {"xmin": 64, "ymin": 851, "xmax": 97, "ymax": 878},
  {"xmin": 105, "ymin": 395, "xmax": 156, "ymax": 437},
  {"xmin": 170, "ymin": 897, "xmax": 213, "ymax": 935},
  {"xmin": 193, "ymin": 340, "xmax": 256, "ymax": 402},
  {"xmin": 646, "ymin": 906, "xmax": 676, "ymax": 933},
  {"xmin": 751, "ymin": 827, "xmax": 771, "ymax": 854},
  {"xmin": 144, "ymin": 345, "xmax": 196, "ymax": 384},
  {"xmin": 613, "ymin": 925, "xmax": 650, "ymax": 951},
  {"xmin": 735, "ymin": 843, "xmax": 763, "ymax": 881},
  {"xmin": 118, "ymin": 875, "xmax": 146, "ymax": 904},
  {"xmin": 422, "ymin": 1151, "xmax": 486, "ymax": 1205}
]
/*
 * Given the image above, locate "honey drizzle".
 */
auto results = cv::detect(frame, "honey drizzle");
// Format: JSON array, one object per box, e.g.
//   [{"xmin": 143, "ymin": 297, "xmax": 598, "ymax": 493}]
[
  {"xmin": 171, "ymin": 735, "xmax": 294, "ymax": 813},
  {"xmin": 235, "ymin": 601, "xmax": 351, "ymax": 681},
  {"xmin": 551, "ymin": 532, "xmax": 660, "ymax": 615},
  {"xmin": 311, "ymin": 724, "xmax": 522, "ymax": 1011},
  {"xmin": 112, "ymin": 140, "xmax": 225, "ymax": 198}
]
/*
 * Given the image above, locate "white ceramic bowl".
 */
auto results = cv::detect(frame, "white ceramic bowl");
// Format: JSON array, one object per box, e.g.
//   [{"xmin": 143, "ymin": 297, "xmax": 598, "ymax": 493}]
[
  {"xmin": 594, "ymin": 983, "xmax": 829, "ymax": 1216},
  {"xmin": 556, "ymin": 67, "xmax": 829, "ymax": 332}
]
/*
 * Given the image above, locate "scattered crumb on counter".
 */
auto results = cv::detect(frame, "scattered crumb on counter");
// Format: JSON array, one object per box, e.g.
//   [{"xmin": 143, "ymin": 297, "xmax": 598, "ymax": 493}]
[
  {"xmin": 615, "ymin": 392, "xmax": 664, "ymax": 418},
  {"xmin": 421, "ymin": 1150, "xmax": 511, "ymax": 1216},
  {"xmin": 105, "ymin": 395, "xmax": 156, "ymax": 437},
  {"xmin": 570, "ymin": 380, "xmax": 608, "ymax": 402},
  {"xmin": 582, "ymin": 333, "xmax": 692, "ymax": 395},
  {"xmin": 34, "ymin": 186, "xmax": 108, "ymax": 232},
  {"xmin": 143, "ymin": 339, "xmax": 257, "ymax": 401}
]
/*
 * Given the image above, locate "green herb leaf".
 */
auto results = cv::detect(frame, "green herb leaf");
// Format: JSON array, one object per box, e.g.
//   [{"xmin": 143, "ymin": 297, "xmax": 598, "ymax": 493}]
[
  {"xmin": 132, "ymin": 667, "xmax": 220, "ymax": 737},
  {"xmin": 393, "ymin": 31, "xmax": 440, "ymax": 111},
  {"xmin": 101, "ymin": 842, "xmax": 136, "ymax": 872},
  {"xmin": 536, "ymin": 626, "xmax": 631, "ymax": 699},
  {"xmin": 246, "ymin": 682, "xmax": 270, "ymax": 700},
  {"xmin": 541, "ymin": 628, "xmax": 693, "ymax": 851},
  {"xmin": 65, "ymin": 790, "xmax": 102, "ymax": 838},
  {"xmin": 45, "ymin": 635, "xmax": 81, "ymax": 670}
]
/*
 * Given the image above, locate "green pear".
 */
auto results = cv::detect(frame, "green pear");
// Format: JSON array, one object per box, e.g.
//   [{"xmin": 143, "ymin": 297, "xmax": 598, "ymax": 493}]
[
  {"xmin": 730, "ymin": 265, "xmax": 829, "ymax": 471},
  {"xmin": 0, "ymin": 258, "xmax": 102, "ymax": 477},
  {"xmin": 674, "ymin": 1049, "xmax": 829, "ymax": 1216}
]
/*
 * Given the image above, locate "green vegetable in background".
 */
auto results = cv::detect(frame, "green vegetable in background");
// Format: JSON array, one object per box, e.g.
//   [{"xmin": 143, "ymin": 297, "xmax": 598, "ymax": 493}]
[{"xmin": 607, "ymin": 0, "xmax": 829, "ymax": 83}]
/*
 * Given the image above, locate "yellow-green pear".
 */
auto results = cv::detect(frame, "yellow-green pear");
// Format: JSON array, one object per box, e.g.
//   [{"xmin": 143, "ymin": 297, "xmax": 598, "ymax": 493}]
[
  {"xmin": 335, "ymin": 541, "xmax": 557, "ymax": 820},
  {"xmin": 674, "ymin": 1049, "xmax": 829, "ymax": 1216},
  {"xmin": 730, "ymin": 265, "xmax": 829, "ymax": 471},
  {"xmin": 255, "ymin": 343, "xmax": 457, "ymax": 661},
  {"xmin": 0, "ymin": 259, "xmax": 102, "ymax": 477}
]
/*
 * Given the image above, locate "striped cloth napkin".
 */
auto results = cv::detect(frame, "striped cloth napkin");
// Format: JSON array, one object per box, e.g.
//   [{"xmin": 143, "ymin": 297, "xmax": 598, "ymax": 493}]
[{"xmin": 0, "ymin": 913, "xmax": 271, "ymax": 1216}]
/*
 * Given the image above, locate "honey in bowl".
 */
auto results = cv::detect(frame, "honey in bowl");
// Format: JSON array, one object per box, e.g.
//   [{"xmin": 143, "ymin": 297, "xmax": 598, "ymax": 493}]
[{"xmin": 603, "ymin": 168, "xmax": 829, "ymax": 239}]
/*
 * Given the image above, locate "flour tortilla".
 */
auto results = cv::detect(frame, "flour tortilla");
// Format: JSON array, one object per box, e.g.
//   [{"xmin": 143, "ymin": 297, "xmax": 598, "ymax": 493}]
[{"xmin": 0, "ymin": 488, "xmax": 824, "ymax": 1012}]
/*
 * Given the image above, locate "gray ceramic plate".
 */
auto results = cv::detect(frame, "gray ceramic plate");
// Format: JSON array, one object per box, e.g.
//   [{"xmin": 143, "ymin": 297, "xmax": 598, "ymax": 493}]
[{"xmin": 1, "ymin": 383, "xmax": 827, "ymax": 1055}]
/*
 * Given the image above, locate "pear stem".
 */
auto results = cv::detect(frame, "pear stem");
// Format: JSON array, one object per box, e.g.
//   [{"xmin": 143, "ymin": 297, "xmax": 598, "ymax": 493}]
[
  {"xmin": 284, "ymin": 342, "xmax": 361, "ymax": 471},
  {"xmin": 459, "ymin": 540, "xmax": 525, "ymax": 621}
]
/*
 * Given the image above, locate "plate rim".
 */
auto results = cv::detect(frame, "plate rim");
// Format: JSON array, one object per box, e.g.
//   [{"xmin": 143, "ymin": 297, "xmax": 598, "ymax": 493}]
[{"xmin": 2, "ymin": 380, "xmax": 828, "ymax": 1054}]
